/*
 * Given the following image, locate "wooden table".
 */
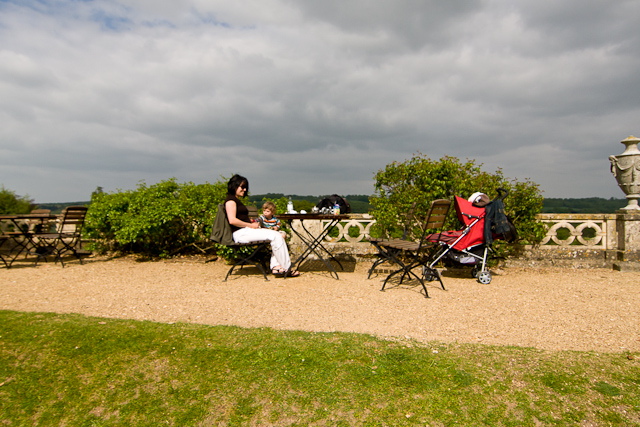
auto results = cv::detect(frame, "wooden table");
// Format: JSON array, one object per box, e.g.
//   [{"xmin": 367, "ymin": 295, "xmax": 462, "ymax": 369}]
[
  {"xmin": 0, "ymin": 213, "xmax": 58, "ymax": 267},
  {"xmin": 279, "ymin": 213, "xmax": 351, "ymax": 279}
]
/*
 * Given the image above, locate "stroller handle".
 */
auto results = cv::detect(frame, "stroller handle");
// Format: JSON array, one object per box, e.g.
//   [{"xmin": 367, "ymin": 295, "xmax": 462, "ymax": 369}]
[{"xmin": 493, "ymin": 188, "xmax": 509, "ymax": 201}]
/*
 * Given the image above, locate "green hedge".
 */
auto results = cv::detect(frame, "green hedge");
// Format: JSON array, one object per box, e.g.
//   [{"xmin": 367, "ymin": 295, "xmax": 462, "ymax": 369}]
[
  {"xmin": 82, "ymin": 156, "xmax": 546, "ymax": 259},
  {"xmin": 0, "ymin": 186, "xmax": 34, "ymax": 214},
  {"xmin": 84, "ymin": 178, "xmax": 228, "ymax": 257},
  {"xmin": 369, "ymin": 155, "xmax": 546, "ymax": 248}
]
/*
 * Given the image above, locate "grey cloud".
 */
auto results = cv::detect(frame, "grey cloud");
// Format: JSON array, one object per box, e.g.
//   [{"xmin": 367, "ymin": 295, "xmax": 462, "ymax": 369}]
[
  {"xmin": 516, "ymin": 0, "xmax": 640, "ymax": 53},
  {"xmin": 290, "ymin": 0, "xmax": 485, "ymax": 51},
  {"xmin": 1, "ymin": 0, "xmax": 638, "ymax": 202}
]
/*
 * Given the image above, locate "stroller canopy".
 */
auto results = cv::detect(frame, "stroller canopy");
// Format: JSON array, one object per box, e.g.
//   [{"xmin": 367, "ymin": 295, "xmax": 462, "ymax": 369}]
[
  {"xmin": 426, "ymin": 196, "xmax": 486, "ymax": 251},
  {"xmin": 451, "ymin": 196, "xmax": 486, "ymax": 250}
]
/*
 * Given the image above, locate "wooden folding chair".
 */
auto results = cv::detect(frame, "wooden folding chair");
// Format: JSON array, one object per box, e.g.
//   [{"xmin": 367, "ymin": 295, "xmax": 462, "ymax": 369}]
[
  {"xmin": 377, "ymin": 199, "xmax": 451, "ymax": 298},
  {"xmin": 1, "ymin": 209, "xmax": 54, "ymax": 261},
  {"xmin": 0, "ymin": 235, "xmax": 11, "ymax": 268},
  {"xmin": 367, "ymin": 202, "xmax": 417, "ymax": 278},
  {"xmin": 210, "ymin": 204, "xmax": 271, "ymax": 281},
  {"xmin": 33, "ymin": 206, "xmax": 88, "ymax": 267}
]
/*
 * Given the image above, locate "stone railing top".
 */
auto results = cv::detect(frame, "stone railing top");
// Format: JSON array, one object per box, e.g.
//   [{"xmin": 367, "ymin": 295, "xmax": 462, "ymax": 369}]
[{"xmin": 536, "ymin": 213, "xmax": 617, "ymax": 220}]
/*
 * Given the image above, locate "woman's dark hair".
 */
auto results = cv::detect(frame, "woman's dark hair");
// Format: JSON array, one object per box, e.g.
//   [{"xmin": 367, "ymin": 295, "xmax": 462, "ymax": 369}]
[{"xmin": 227, "ymin": 174, "xmax": 249, "ymax": 196}]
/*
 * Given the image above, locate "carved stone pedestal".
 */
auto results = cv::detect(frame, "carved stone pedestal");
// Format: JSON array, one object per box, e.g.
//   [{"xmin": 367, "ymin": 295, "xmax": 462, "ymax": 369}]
[
  {"xmin": 612, "ymin": 212, "xmax": 640, "ymax": 271},
  {"xmin": 609, "ymin": 136, "xmax": 640, "ymax": 271},
  {"xmin": 610, "ymin": 135, "xmax": 640, "ymax": 211}
]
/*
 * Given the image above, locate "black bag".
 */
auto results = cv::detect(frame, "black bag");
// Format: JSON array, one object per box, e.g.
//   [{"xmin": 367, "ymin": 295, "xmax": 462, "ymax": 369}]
[
  {"xmin": 502, "ymin": 215, "xmax": 518, "ymax": 243},
  {"xmin": 484, "ymin": 200, "xmax": 518, "ymax": 244},
  {"xmin": 316, "ymin": 194, "xmax": 351, "ymax": 213}
]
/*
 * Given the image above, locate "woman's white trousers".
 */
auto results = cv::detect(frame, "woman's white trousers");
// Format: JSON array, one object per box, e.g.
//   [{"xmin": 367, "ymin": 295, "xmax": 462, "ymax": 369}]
[{"xmin": 232, "ymin": 228, "xmax": 291, "ymax": 270}]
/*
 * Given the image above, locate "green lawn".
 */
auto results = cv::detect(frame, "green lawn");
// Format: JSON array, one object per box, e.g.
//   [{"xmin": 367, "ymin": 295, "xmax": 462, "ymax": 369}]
[{"xmin": 1, "ymin": 310, "xmax": 638, "ymax": 426}]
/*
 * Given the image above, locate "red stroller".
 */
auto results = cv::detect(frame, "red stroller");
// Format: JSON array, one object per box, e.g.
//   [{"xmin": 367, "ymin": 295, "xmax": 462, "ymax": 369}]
[{"xmin": 426, "ymin": 189, "xmax": 514, "ymax": 284}]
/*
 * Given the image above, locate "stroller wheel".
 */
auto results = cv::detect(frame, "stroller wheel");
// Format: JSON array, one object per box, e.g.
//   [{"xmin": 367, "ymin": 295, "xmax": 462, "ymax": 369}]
[
  {"xmin": 477, "ymin": 271, "xmax": 492, "ymax": 284},
  {"xmin": 471, "ymin": 266, "xmax": 479, "ymax": 278},
  {"xmin": 422, "ymin": 266, "xmax": 437, "ymax": 282}
]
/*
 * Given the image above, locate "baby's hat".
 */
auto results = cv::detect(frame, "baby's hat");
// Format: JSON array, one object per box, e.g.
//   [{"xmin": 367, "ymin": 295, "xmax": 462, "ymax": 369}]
[{"xmin": 468, "ymin": 192, "xmax": 490, "ymax": 207}]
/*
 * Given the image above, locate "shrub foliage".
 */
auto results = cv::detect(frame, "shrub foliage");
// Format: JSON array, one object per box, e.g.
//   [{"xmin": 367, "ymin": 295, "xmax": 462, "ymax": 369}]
[
  {"xmin": 84, "ymin": 178, "xmax": 228, "ymax": 257},
  {"xmin": 82, "ymin": 158, "xmax": 545, "ymax": 258},
  {"xmin": 369, "ymin": 155, "xmax": 546, "ymax": 246},
  {"xmin": 0, "ymin": 186, "xmax": 35, "ymax": 214}
]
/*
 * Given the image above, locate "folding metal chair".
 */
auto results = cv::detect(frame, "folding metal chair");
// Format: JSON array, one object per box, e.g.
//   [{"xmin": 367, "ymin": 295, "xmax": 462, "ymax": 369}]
[
  {"xmin": 367, "ymin": 202, "xmax": 417, "ymax": 278},
  {"xmin": 34, "ymin": 206, "xmax": 88, "ymax": 267},
  {"xmin": 210, "ymin": 205, "xmax": 271, "ymax": 281},
  {"xmin": 377, "ymin": 199, "xmax": 451, "ymax": 298},
  {"xmin": 0, "ymin": 235, "xmax": 10, "ymax": 268}
]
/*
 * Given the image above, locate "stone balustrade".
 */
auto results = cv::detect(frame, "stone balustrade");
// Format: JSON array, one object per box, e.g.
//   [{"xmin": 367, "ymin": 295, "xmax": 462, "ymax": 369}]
[
  {"xmin": 525, "ymin": 212, "xmax": 640, "ymax": 270},
  {"xmin": 537, "ymin": 213, "xmax": 614, "ymax": 250},
  {"xmin": 288, "ymin": 212, "xmax": 640, "ymax": 270},
  {"xmin": 286, "ymin": 214, "xmax": 378, "ymax": 258}
]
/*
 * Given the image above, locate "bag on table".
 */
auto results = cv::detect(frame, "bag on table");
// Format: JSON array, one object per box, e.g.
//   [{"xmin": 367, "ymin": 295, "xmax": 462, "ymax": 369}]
[{"xmin": 316, "ymin": 194, "xmax": 351, "ymax": 213}]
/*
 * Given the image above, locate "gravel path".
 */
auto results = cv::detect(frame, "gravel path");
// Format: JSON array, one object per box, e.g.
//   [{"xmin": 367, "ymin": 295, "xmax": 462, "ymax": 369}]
[{"xmin": 1, "ymin": 255, "xmax": 638, "ymax": 353}]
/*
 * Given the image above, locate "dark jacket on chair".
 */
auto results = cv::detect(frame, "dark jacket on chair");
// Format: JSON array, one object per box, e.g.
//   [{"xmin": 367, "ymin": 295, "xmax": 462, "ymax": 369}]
[
  {"xmin": 210, "ymin": 204, "xmax": 235, "ymax": 246},
  {"xmin": 483, "ymin": 200, "xmax": 512, "ymax": 245}
]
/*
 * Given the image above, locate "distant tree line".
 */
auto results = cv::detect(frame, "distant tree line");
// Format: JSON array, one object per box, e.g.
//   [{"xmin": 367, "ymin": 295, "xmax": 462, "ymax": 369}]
[
  {"xmin": 32, "ymin": 194, "xmax": 371, "ymax": 215},
  {"xmin": 36, "ymin": 202, "xmax": 89, "ymax": 214},
  {"xmin": 252, "ymin": 195, "xmax": 627, "ymax": 215},
  {"xmin": 14, "ymin": 193, "xmax": 629, "ymax": 216},
  {"xmin": 541, "ymin": 198, "xmax": 627, "ymax": 214},
  {"xmin": 8, "ymin": 187, "xmax": 627, "ymax": 217},
  {"xmin": 248, "ymin": 194, "xmax": 371, "ymax": 213},
  {"xmin": 6, "ymin": 172, "xmax": 617, "ymax": 259}
]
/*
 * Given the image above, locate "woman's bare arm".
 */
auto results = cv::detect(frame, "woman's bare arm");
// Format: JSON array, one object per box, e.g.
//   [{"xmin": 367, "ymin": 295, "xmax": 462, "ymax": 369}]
[{"xmin": 225, "ymin": 200, "xmax": 258, "ymax": 229}]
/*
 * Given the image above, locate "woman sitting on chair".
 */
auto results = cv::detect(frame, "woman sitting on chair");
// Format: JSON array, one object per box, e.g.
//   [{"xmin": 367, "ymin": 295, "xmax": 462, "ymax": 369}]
[{"xmin": 225, "ymin": 174, "xmax": 300, "ymax": 277}]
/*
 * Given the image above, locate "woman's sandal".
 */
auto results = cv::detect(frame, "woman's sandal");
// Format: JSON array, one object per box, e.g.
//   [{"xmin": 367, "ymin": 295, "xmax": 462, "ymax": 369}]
[
  {"xmin": 284, "ymin": 269, "xmax": 300, "ymax": 277},
  {"xmin": 272, "ymin": 266, "xmax": 287, "ymax": 276}
]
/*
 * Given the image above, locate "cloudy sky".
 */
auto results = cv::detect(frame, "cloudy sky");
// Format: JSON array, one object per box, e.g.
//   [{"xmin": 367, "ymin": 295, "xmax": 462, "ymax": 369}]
[{"xmin": 1, "ymin": 0, "xmax": 639, "ymax": 203}]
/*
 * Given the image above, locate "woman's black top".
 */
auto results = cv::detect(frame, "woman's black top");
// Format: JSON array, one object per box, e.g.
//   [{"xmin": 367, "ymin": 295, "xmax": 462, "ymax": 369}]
[{"xmin": 225, "ymin": 195, "xmax": 250, "ymax": 233}]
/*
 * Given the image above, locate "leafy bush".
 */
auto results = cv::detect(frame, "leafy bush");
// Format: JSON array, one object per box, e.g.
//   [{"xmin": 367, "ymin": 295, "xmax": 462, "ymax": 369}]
[
  {"xmin": 84, "ymin": 178, "xmax": 227, "ymax": 257},
  {"xmin": 369, "ymin": 155, "xmax": 546, "ymax": 248},
  {"xmin": 0, "ymin": 186, "xmax": 35, "ymax": 214}
]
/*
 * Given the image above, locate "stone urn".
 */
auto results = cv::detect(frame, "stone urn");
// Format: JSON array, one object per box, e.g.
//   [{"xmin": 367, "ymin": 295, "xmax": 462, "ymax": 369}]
[{"xmin": 609, "ymin": 135, "xmax": 640, "ymax": 211}]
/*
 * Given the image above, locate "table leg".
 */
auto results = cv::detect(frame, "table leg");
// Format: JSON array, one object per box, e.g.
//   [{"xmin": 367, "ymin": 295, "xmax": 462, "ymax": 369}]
[
  {"xmin": 0, "ymin": 237, "xmax": 13, "ymax": 268},
  {"xmin": 304, "ymin": 219, "xmax": 344, "ymax": 270},
  {"xmin": 288, "ymin": 218, "xmax": 343, "ymax": 279},
  {"xmin": 2, "ymin": 220, "xmax": 36, "ymax": 266}
]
